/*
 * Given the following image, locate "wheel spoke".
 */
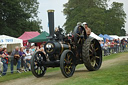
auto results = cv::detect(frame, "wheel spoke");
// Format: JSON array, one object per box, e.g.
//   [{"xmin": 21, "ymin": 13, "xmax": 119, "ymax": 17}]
[
  {"xmin": 90, "ymin": 57, "xmax": 96, "ymax": 67},
  {"xmin": 34, "ymin": 66, "xmax": 38, "ymax": 70},
  {"xmin": 93, "ymin": 41, "xmax": 96, "ymax": 45},
  {"xmin": 90, "ymin": 57, "xmax": 94, "ymax": 62},
  {"xmin": 67, "ymin": 54, "xmax": 70, "ymax": 61},
  {"xmin": 34, "ymin": 62, "xmax": 38, "ymax": 65},
  {"xmin": 69, "ymin": 58, "xmax": 72, "ymax": 62},
  {"xmin": 95, "ymin": 56, "xmax": 100, "ymax": 59},
  {"xmin": 40, "ymin": 67, "xmax": 42, "ymax": 74},
  {"xmin": 89, "ymin": 49, "xmax": 93, "ymax": 53},
  {"xmin": 95, "ymin": 48, "xmax": 99, "ymax": 51},
  {"xmin": 64, "ymin": 66, "xmax": 69, "ymax": 74},
  {"xmin": 68, "ymin": 68, "xmax": 71, "ymax": 73},
  {"xmin": 95, "ymin": 62, "xmax": 98, "ymax": 66},
  {"xmin": 37, "ymin": 67, "xmax": 39, "ymax": 74},
  {"xmin": 89, "ymin": 54, "xmax": 93, "ymax": 56},
  {"xmin": 64, "ymin": 59, "xmax": 68, "ymax": 63},
  {"xmin": 64, "ymin": 65, "xmax": 67, "ymax": 68},
  {"xmin": 91, "ymin": 44, "xmax": 94, "ymax": 49}
]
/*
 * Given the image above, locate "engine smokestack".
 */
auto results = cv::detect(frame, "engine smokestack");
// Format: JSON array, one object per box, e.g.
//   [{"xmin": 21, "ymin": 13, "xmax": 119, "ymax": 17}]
[{"xmin": 47, "ymin": 10, "xmax": 55, "ymax": 38}]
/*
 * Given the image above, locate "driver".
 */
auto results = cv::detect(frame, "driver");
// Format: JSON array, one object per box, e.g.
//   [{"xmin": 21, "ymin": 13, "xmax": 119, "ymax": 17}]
[
  {"xmin": 76, "ymin": 22, "xmax": 83, "ymax": 36},
  {"xmin": 76, "ymin": 22, "xmax": 85, "ymax": 58},
  {"xmin": 76, "ymin": 22, "xmax": 85, "ymax": 44},
  {"xmin": 82, "ymin": 22, "xmax": 91, "ymax": 37}
]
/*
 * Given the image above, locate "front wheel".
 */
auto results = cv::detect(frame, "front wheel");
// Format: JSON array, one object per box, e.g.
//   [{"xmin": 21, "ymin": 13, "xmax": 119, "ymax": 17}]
[
  {"xmin": 60, "ymin": 50, "xmax": 76, "ymax": 78},
  {"xmin": 31, "ymin": 51, "xmax": 47, "ymax": 78}
]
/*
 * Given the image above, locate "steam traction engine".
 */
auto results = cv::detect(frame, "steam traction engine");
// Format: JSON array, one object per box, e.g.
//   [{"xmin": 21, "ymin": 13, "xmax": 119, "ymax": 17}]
[{"xmin": 31, "ymin": 10, "xmax": 102, "ymax": 78}]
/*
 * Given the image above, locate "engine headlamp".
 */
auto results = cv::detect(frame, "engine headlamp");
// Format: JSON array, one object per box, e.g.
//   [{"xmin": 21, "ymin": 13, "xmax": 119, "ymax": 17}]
[{"xmin": 45, "ymin": 43, "xmax": 54, "ymax": 53}]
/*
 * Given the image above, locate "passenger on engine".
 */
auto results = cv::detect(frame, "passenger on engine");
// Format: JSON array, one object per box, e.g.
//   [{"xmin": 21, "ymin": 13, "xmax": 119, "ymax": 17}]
[{"xmin": 82, "ymin": 22, "xmax": 91, "ymax": 37}]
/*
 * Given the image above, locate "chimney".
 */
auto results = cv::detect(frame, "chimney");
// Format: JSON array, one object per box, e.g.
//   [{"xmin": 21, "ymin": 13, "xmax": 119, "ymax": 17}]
[{"xmin": 47, "ymin": 10, "xmax": 55, "ymax": 38}]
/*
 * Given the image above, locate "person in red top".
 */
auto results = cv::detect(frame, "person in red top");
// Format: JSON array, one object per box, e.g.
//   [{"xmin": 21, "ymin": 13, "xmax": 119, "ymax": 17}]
[
  {"xmin": 110, "ymin": 40, "xmax": 115, "ymax": 53},
  {"xmin": 1, "ymin": 48, "xmax": 9, "ymax": 76}
]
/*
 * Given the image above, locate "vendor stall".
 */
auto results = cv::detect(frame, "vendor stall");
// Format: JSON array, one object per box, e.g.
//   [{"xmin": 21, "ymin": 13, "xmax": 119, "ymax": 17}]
[
  {"xmin": 18, "ymin": 31, "xmax": 40, "ymax": 46},
  {"xmin": 0, "ymin": 35, "xmax": 23, "ymax": 52}
]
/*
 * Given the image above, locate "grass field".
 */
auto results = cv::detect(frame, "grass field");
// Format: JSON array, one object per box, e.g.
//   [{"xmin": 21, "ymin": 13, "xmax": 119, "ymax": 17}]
[
  {"xmin": 56, "ymin": 52, "xmax": 128, "ymax": 85},
  {"xmin": 56, "ymin": 62, "xmax": 128, "ymax": 85},
  {"xmin": 0, "ymin": 52, "xmax": 128, "ymax": 84}
]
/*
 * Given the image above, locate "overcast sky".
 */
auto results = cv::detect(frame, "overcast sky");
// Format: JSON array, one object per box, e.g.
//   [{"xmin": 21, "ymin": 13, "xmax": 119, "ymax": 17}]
[{"xmin": 38, "ymin": 0, "xmax": 128, "ymax": 34}]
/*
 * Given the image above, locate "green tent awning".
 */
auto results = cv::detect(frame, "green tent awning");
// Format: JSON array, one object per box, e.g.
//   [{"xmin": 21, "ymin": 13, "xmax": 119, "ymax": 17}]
[{"xmin": 28, "ymin": 31, "xmax": 49, "ymax": 43}]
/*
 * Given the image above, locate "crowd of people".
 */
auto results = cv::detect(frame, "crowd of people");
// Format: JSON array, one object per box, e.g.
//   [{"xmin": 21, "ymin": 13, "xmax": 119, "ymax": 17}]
[
  {"xmin": 0, "ymin": 44, "xmax": 45, "ymax": 77},
  {"xmin": 100, "ymin": 38, "xmax": 128, "ymax": 56}
]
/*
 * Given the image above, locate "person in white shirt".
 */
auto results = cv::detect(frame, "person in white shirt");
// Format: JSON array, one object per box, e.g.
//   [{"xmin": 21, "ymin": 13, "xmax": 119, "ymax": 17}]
[
  {"xmin": 24, "ymin": 49, "xmax": 31, "ymax": 71},
  {"xmin": 29, "ymin": 46, "xmax": 35, "ymax": 55}
]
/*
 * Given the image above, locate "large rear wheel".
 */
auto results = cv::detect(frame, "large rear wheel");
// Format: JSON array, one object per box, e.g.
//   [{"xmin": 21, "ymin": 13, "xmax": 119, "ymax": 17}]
[
  {"xmin": 82, "ymin": 37, "xmax": 102, "ymax": 71},
  {"xmin": 60, "ymin": 50, "xmax": 76, "ymax": 78},
  {"xmin": 31, "ymin": 51, "xmax": 47, "ymax": 78}
]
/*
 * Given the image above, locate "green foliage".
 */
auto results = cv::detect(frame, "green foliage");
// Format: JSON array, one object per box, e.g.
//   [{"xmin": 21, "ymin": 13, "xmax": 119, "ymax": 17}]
[
  {"xmin": 120, "ymin": 29, "xmax": 126, "ymax": 36},
  {"xmin": 105, "ymin": 2, "xmax": 126, "ymax": 35},
  {"xmin": 0, "ymin": 0, "xmax": 42, "ymax": 37},
  {"xmin": 63, "ymin": 0, "xmax": 126, "ymax": 36}
]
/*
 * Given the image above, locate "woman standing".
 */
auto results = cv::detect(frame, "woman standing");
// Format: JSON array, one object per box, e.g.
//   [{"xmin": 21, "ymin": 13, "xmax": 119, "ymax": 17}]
[
  {"xmin": 1, "ymin": 48, "xmax": 9, "ymax": 76},
  {"xmin": 19, "ymin": 47, "xmax": 26, "ymax": 71}
]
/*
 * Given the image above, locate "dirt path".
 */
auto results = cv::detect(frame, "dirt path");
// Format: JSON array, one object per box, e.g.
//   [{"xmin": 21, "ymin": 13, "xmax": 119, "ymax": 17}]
[{"xmin": 1, "ymin": 53, "xmax": 128, "ymax": 85}]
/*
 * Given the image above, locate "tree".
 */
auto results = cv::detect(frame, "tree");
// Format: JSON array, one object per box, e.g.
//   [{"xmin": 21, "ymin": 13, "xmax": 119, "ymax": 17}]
[
  {"xmin": 63, "ymin": 0, "xmax": 108, "ymax": 34},
  {"xmin": 0, "ymin": 0, "xmax": 41, "ymax": 37},
  {"xmin": 63, "ymin": 0, "xmax": 126, "ymax": 36},
  {"xmin": 120, "ymin": 29, "xmax": 126, "ymax": 36},
  {"xmin": 105, "ymin": 2, "xmax": 126, "ymax": 35}
]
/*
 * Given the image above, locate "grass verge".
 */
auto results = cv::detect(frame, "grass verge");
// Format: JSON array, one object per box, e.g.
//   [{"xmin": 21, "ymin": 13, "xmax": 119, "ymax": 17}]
[
  {"xmin": 0, "ymin": 67, "xmax": 60, "ymax": 82},
  {"xmin": 0, "ymin": 52, "xmax": 128, "ymax": 83}
]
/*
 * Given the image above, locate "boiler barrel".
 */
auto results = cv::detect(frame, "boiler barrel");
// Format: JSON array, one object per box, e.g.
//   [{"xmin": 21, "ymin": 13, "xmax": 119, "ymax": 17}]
[{"xmin": 44, "ymin": 41, "xmax": 71, "ymax": 55}]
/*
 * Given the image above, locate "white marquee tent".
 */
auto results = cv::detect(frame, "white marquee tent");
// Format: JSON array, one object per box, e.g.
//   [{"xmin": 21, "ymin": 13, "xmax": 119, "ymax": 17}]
[
  {"xmin": 0, "ymin": 35, "xmax": 23, "ymax": 52},
  {"xmin": 119, "ymin": 36, "xmax": 128, "ymax": 40},
  {"xmin": 109, "ymin": 35, "xmax": 128, "ymax": 40},
  {"xmin": 109, "ymin": 35, "xmax": 120, "ymax": 39},
  {"xmin": 90, "ymin": 32, "xmax": 103, "ymax": 40}
]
